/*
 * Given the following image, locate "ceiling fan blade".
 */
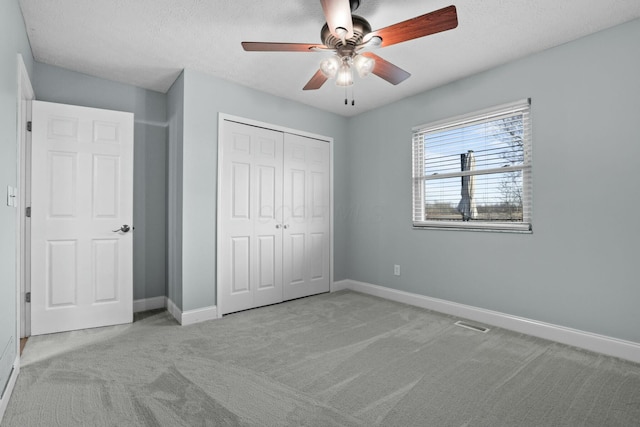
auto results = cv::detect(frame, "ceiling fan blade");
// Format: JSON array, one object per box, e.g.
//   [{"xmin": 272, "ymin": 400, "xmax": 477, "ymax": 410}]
[
  {"xmin": 320, "ymin": 0, "xmax": 354, "ymax": 39},
  {"xmin": 242, "ymin": 42, "xmax": 325, "ymax": 52},
  {"xmin": 303, "ymin": 69, "xmax": 329, "ymax": 90},
  {"xmin": 367, "ymin": 5, "xmax": 458, "ymax": 48},
  {"xmin": 362, "ymin": 52, "xmax": 411, "ymax": 85}
]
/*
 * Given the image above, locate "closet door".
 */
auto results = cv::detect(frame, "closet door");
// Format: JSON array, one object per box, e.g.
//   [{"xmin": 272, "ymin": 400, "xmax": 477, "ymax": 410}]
[
  {"xmin": 282, "ymin": 134, "xmax": 331, "ymax": 300},
  {"xmin": 219, "ymin": 121, "xmax": 284, "ymax": 315}
]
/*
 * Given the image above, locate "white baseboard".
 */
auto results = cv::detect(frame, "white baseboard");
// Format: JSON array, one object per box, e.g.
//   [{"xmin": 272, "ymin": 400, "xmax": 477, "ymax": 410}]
[
  {"xmin": 166, "ymin": 298, "xmax": 217, "ymax": 326},
  {"xmin": 0, "ymin": 356, "xmax": 19, "ymax": 424},
  {"xmin": 133, "ymin": 296, "xmax": 167, "ymax": 313},
  {"xmin": 333, "ymin": 279, "xmax": 640, "ymax": 364},
  {"xmin": 332, "ymin": 279, "xmax": 349, "ymax": 292},
  {"xmin": 181, "ymin": 305, "xmax": 218, "ymax": 326},
  {"xmin": 166, "ymin": 298, "xmax": 182, "ymax": 324}
]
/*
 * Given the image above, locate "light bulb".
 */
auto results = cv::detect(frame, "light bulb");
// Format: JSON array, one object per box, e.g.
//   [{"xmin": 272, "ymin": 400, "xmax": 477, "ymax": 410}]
[
  {"xmin": 353, "ymin": 54, "xmax": 375, "ymax": 78},
  {"xmin": 335, "ymin": 61, "xmax": 353, "ymax": 87},
  {"xmin": 319, "ymin": 55, "xmax": 340, "ymax": 78}
]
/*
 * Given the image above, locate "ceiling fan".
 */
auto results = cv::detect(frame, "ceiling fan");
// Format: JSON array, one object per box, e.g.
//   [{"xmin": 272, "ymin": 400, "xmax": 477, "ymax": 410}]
[{"xmin": 242, "ymin": 0, "xmax": 458, "ymax": 93}]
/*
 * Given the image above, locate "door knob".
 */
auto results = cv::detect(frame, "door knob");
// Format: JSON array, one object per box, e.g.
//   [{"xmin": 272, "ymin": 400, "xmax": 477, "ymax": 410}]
[
  {"xmin": 113, "ymin": 224, "xmax": 131, "ymax": 233},
  {"xmin": 275, "ymin": 224, "xmax": 282, "ymax": 229}
]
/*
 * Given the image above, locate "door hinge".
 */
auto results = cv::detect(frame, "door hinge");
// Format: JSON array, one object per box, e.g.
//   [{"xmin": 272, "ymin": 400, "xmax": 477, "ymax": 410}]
[
  {"xmin": 27, "ymin": 121, "xmax": 32, "ymax": 132},
  {"xmin": 26, "ymin": 207, "xmax": 31, "ymax": 217},
  {"xmin": 25, "ymin": 292, "xmax": 31, "ymax": 303}
]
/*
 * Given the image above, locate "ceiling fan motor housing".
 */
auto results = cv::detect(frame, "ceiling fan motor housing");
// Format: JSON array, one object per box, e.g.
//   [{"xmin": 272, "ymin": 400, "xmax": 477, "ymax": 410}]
[{"xmin": 321, "ymin": 15, "xmax": 371, "ymax": 56}]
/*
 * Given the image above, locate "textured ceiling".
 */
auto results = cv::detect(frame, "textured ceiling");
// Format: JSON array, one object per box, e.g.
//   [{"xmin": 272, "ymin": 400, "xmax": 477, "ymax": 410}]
[{"xmin": 19, "ymin": 0, "xmax": 640, "ymax": 117}]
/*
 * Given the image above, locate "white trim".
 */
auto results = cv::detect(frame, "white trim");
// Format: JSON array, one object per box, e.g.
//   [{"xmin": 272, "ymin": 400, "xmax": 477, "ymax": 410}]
[
  {"xmin": 0, "ymin": 357, "xmax": 19, "ymax": 423},
  {"xmin": 215, "ymin": 115, "xmax": 225, "ymax": 318},
  {"xmin": 133, "ymin": 296, "xmax": 167, "ymax": 313},
  {"xmin": 218, "ymin": 113, "xmax": 332, "ymax": 143},
  {"xmin": 5, "ymin": 54, "xmax": 33, "ymax": 426},
  {"xmin": 337, "ymin": 279, "xmax": 640, "ymax": 364},
  {"xmin": 17, "ymin": 54, "xmax": 34, "ymax": 341},
  {"xmin": 413, "ymin": 220, "xmax": 532, "ymax": 233},
  {"xmin": 331, "ymin": 279, "xmax": 349, "ymax": 292},
  {"xmin": 165, "ymin": 298, "xmax": 218, "ymax": 326},
  {"xmin": 166, "ymin": 298, "xmax": 182, "ymax": 324},
  {"xmin": 413, "ymin": 98, "xmax": 530, "ymax": 132},
  {"xmin": 181, "ymin": 306, "xmax": 218, "ymax": 326}
]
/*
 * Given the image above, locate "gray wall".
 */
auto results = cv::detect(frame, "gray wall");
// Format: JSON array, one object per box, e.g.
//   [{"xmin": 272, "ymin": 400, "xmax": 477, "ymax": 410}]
[
  {"xmin": 171, "ymin": 69, "xmax": 349, "ymax": 311},
  {"xmin": 345, "ymin": 19, "xmax": 640, "ymax": 343},
  {"xmin": 166, "ymin": 72, "xmax": 184, "ymax": 310},
  {"xmin": 0, "ymin": 0, "xmax": 33, "ymax": 393},
  {"xmin": 33, "ymin": 63, "xmax": 169, "ymax": 302}
]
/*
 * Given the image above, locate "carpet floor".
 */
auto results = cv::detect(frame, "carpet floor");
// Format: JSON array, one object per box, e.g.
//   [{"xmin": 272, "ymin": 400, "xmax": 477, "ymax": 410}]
[{"xmin": 3, "ymin": 290, "xmax": 640, "ymax": 426}]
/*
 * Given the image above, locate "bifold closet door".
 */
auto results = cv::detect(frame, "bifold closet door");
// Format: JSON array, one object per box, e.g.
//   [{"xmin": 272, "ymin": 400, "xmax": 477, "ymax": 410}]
[
  {"xmin": 282, "ymin": 134, "xmax": 331, "ymax": 300},
  {"xmin": 219, "ymin": 120, "xmax": 331, "ymax": 315},
  {"xmin": 219, "ymin": 121, "xmax": 284, "ymax": 315}
]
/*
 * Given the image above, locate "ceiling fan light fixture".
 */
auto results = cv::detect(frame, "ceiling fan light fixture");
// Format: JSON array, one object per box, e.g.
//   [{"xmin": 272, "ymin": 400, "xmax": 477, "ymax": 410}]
[
  {"xmin": 335, "ymin": 60, "xmax": 354, "ymax": 87},
  {"xmin": 353, "ymin": 54, "xmax": 375, "ymax": 77},
  {"xmin": 320, "ymin": 55, "xmax": 340, "ymax": 78}
]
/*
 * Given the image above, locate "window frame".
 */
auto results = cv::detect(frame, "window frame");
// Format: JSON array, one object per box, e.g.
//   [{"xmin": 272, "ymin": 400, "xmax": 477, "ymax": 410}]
[{"xmin": 412, "ymin": 99, "xmax": 532, "ymax": 233}]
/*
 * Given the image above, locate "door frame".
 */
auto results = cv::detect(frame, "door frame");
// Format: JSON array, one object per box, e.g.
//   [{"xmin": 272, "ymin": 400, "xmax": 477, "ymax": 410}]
[
  {"xmin": 216, "ymin": 113, "xmax": 334, "ymax": 317},
  {"xmin": 17, "ymin": 54, "xmax": 35, "ymax": 340}
]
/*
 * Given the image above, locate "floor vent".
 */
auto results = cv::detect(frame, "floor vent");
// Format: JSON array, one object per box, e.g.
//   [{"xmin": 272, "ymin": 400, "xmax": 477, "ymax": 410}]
[{"xmin": 455, "ymin": 320, "xmax": 490, "ymax": 333}]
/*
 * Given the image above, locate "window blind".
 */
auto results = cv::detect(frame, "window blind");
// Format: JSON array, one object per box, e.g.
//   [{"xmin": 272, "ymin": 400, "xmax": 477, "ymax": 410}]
[{"xmin": 412, "ymin": 99, "xmax": 532, "ymax": 232}]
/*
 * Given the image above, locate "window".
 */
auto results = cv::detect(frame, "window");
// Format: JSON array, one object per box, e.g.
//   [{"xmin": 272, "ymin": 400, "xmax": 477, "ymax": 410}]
[{"xmin": 412, "ymin": 99, "xmax": 532, "ymax": 232}]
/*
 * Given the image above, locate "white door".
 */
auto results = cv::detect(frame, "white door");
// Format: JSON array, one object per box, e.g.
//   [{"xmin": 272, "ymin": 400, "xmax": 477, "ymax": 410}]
[
  {"xmin": 219, "ymin": 121, "xmax": 285, "ymax": 315},
  {"xmin": 219, "ymin": 120, "xmax": 331, "ymax": 315},
  {"xmin": 30, "ymin": 101, "xmax": 134, "ymax": 336},
  {"xmin": 282, "ymin": 133, "xmax": 331, "ymax": 300}
]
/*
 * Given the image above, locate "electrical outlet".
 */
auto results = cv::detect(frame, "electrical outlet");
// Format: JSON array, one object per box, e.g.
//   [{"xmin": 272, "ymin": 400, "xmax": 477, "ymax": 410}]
[{"xmin": 394, "ymin": 264, "xmax": 400, "ymax": 276}]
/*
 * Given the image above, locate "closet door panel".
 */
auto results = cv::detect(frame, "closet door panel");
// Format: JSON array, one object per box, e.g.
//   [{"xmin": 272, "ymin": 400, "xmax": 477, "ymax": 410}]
[
  {"xmin": 232, "ymin": 162, "xmax": 251, "ymax": 219},
  {"xmin": 220, "ymin": 121, "xmax": 284, "ymax": 314},
  {"xmin": 306, "ymin": 139, "xmax": 331, "ymax": 296},
  {"xmin": 257, "ymin": 235, "xmax": 276, "ymax": 290},
  {"xmin": 287, "ymin": 233, "xmax": 306, "ymax": 285},
  {"xmin": 283, "ymin": 134, "xmax": 330, "ymax": 301},
  {"xmin": 309, "ymin": 232, "xmax": 325, "ymax": 280},
  {"xmin": 253, "ymin": 135, "xmax": 283, "ymax": 308},
  {"xmin": 231, "ymin": 236, "xmax": 251, "ymax": 294}
]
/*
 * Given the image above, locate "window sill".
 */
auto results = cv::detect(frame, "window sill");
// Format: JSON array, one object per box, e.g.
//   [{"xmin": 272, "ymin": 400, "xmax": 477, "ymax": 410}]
[{"xmin": 412, "ymin": 221, "xmax": 532, "ymax": 233}]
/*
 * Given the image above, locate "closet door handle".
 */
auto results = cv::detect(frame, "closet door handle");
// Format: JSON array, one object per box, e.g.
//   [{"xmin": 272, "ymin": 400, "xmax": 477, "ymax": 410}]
[
  {"xmin": 275, "ymin": 224, "xmax": 282, "ymax": 229},
  {"xmin": 283, "ymin": 224, "xmax": 289, "ymax": 229}
]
